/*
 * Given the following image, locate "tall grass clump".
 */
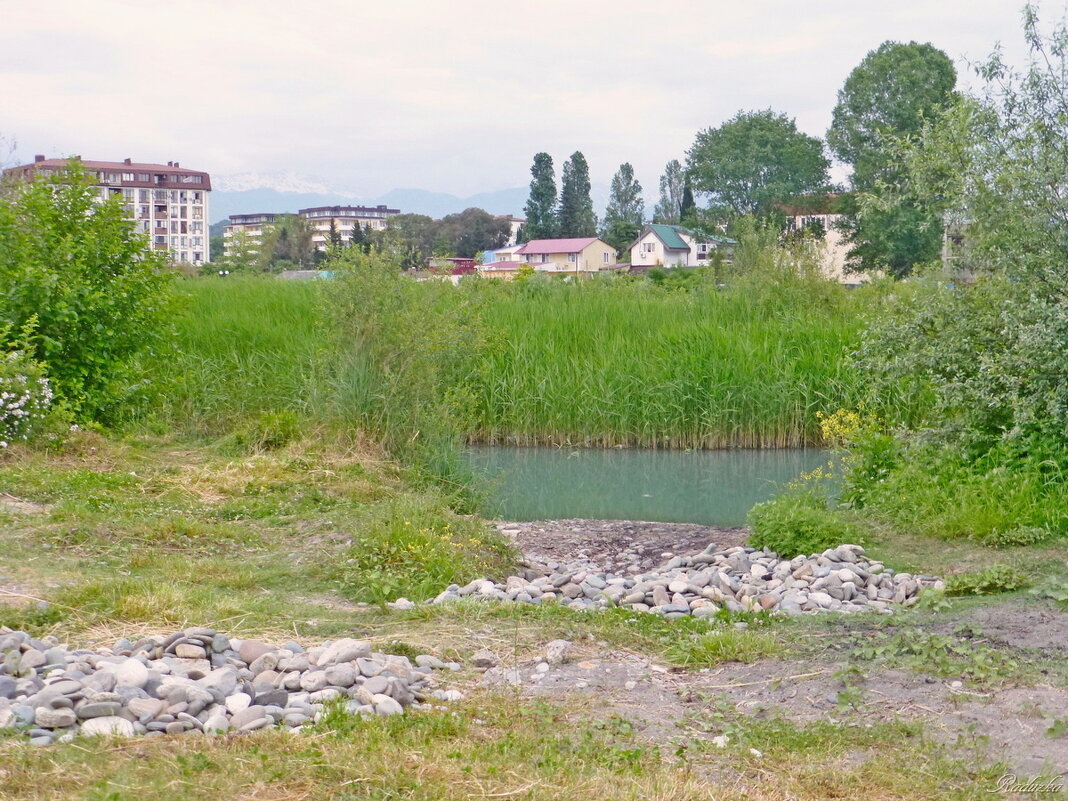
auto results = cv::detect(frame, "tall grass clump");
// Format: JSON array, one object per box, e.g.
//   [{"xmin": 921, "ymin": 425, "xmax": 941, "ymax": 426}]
[
  {"xmin": 134, "ymin": 276, "xmax": 323, "ymax": 436},
  {"xmin": 319, "ymin": 250, "xmax": 489, "ymax": 508}
]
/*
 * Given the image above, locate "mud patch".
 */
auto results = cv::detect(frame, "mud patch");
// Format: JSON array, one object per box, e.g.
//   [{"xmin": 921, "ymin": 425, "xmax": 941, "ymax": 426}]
[{"xmin": 496, "ymin": 519, "xmax": 748, "ymax": 574}]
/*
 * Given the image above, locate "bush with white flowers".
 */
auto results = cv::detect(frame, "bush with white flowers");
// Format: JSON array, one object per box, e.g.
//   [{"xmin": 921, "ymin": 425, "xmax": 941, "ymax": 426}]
[{"xmin": 0, "ymin": 349, "xmax": 52, "ymax": 448}]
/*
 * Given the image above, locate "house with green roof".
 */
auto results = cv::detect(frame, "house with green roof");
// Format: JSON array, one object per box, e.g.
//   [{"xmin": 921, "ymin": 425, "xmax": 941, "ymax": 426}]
[{"xmin": 629, "ymin": 223, "xmax": 735, "ymax": 268}]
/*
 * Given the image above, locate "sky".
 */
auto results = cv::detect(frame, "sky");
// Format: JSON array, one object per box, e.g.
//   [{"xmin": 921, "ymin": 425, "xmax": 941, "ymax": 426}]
[{"xmin": 0, "ymin": 0, "xmax": 1038, "ymax": 200}]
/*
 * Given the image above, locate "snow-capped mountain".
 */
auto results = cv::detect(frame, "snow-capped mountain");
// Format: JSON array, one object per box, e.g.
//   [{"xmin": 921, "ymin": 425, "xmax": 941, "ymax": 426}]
[{"xmin": 213, "ymin": 171, "xmax": 356, "ymax": 197}]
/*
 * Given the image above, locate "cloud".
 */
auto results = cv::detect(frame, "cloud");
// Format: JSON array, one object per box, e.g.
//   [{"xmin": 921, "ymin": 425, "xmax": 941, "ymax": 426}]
[{"xmin": 0, "ymin": 0, "xmax": 1034, "ymax": 202}]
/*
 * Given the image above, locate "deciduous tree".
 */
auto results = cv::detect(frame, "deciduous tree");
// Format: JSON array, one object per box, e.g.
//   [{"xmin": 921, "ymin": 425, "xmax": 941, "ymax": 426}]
[
  {"xmin": 601, "ymin": 162, "xmax": 644, "ymax": 250},
  {"xmin": 828, "ymin": 41, "xmax": 957, "ymax": 275},
  {"xmin": 687, "ymin": 110, "xmax": 829, "ymax": 218},
  {"xmin": 653, "ymin": 159, "xmax": 684, "ymax": 224}
]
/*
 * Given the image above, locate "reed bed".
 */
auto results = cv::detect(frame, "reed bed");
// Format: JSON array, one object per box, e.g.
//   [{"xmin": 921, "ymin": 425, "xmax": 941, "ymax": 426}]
[
  {"xmin": 137, "ymin": 276, "xmax": 324, "ymax": 435},
  {"xmin": 468, "ymin": 279, "xmax": 865, "ymax": 448}
]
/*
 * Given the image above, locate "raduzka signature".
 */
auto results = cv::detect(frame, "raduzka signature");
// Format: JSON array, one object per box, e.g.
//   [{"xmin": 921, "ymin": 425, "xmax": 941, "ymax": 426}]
[{"xmin": 992, "ymin": 774, "xmax": 1064, "ymax": 794}]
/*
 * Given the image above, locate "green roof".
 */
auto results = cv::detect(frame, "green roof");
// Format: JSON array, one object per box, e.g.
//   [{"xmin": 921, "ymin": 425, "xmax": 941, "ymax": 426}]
[{"xmin": 648, "ymin": 223, "xmax": 690, "ymax": 250}]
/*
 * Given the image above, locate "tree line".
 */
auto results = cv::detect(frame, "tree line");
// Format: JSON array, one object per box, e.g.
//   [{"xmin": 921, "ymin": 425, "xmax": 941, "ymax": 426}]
[{"xmin": 520, "ymin": 39, "xmax": 958, "ymax": 275}]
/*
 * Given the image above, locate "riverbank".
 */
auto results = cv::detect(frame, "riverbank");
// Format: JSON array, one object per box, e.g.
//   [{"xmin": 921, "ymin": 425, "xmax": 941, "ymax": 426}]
[{"xmin": 3, "ymin": 441, "xmax": 1066, "ymax": 798}]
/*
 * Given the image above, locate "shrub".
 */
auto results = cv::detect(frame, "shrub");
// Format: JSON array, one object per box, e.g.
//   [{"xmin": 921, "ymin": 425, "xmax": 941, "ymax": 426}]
[
  {"xmin": 748, "ymin": 488, "xmax": 864, "ymax": 558},
  {"xmin": 0, "ymin": 161, "xmax": 174, "ymax": 421},
  {"xmin": 945, "ymin": 564, "xmax": 1031, "ymax": 596}
]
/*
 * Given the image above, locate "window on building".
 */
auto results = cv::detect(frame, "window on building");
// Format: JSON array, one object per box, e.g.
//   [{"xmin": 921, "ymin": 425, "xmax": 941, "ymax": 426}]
[
  {"xmin": 567, "ymin": 253, "xmax": 577, "ymax": 263},
  {"xmin": 138, "ymin": 173, "xmax": 150, "ymax": 182},
  {"xmin": 603, "ymin": 252, "xmax": 610, "ymax": 263},
  {"xmin": 642, "ymin": 242, "xmax": 655, "ymax": 254}
]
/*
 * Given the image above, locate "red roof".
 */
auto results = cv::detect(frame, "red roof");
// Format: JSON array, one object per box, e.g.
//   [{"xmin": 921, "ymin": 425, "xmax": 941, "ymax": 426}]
[
  {"xmin": 517, "ymin": 237, "xmax": 602, "ymax": 255},
  {"xmin": 5, "ymin": 157, "xmax": 211, "ymax": 190}
]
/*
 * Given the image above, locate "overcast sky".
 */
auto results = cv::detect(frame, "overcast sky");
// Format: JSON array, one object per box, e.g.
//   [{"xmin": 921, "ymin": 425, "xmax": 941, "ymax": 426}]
[{"xmin": 0, "ymin": 0, "xmax": 1038, "ymax": 198}]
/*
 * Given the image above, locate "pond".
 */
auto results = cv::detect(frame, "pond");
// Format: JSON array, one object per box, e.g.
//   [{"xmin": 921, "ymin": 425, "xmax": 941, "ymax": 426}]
[{"xmin": 466, "ymin": 446, "xmax": 831, "ymax": 527}]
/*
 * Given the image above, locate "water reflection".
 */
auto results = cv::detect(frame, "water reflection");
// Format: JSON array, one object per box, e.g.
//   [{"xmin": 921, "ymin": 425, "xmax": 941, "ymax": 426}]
[{"xmin": 466, "ymin": 446, "xmax": 831, "ymax": 526}]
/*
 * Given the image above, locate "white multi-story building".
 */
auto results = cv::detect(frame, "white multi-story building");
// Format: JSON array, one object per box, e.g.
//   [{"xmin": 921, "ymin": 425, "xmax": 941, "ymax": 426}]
[
  {"xmin": 222, "ymin": 204, "xmax": 402, "ymax": 259},
  {"xmin": 4, "ymin": 155, "xmax": 211, "ymax": 267},
  {"xmin": 222, "ymin": 212, "xmax": 278, "ymax": 259},
  {"xmin": 299, "ymin": 204, "xmax": 401, "ymax": 250}
]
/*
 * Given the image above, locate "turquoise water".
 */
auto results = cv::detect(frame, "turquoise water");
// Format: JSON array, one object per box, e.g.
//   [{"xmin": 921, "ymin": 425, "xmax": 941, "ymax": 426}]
[{"xmin": 466, "ymin": 446, "xmax": 831, "ymax": 526}]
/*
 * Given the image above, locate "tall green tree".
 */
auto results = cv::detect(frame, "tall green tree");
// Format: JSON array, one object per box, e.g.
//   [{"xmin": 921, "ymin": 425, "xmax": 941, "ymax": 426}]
[
  {"xmin": 439, "ymin": 207, "xmax": 511, "ymax": 258},
  {"xmin": 828, "ymin": 41, "xmax": 957, "ymax": 275},
  {"xmin": 687, "ymin": 109, "xmax": 829, "ymax": 218},
  {"xmin": 653, "ymin": 159, "xmax": 684, "ymax": 224},
  {"xmin": 601, "ymin": 162, "xmax": 645, "ymax": 250},
  {"xmin": 522, "ymin": 153, "xmax": 557, "ymax": 240},
  {"xmin": 557, "ymin": 151, "xmax": 597, "ymax": 237},
  {"xmin": 679, "ymin": 179, "xmax": 697, "ymax": 226},
  {"xmin": 327, "ymin": 218, "xmax": 343, "ymax": 251}
]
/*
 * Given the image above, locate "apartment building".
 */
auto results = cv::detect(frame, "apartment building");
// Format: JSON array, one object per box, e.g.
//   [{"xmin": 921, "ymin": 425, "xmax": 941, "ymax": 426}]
[
  {"xmin": 298, "ymin": 205, "xmax": 400, "ymax": 250},
  {"xmin": 4, "ymin": 155, "xmax": 211, "ymax": 266},
  {"xmin": 223, "ymin": 205, "xmax": 402, "ymax": 259},
  {"xmin": 222, "ymin": 213, "xmax": 277, "ymax": 259}
]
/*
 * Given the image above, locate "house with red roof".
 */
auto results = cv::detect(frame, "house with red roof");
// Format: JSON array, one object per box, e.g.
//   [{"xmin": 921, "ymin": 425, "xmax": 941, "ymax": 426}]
[{"xmin": 515, "ymin": 237, "xmax": 617, "ymax": 275}]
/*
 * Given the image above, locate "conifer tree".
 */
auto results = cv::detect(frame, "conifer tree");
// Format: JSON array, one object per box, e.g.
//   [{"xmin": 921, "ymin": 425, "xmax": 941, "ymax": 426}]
[
  {"xmin": 522, "ymin": 153, "xmax": 557, "ymax": 240},
  {"xmin": 557, "ymin": 151, "xmax": 597, "ymax": 237}
]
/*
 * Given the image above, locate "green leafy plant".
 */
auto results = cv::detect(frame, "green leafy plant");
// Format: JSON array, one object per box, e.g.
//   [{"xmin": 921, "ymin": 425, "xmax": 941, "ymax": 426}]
[
  {"xmin": 945, "ymin": 564, "xmax": 1031, "ymax": 596},
  {"xmin": 748, "ymin": 487, "xmax": 864, "ymax": 558}
]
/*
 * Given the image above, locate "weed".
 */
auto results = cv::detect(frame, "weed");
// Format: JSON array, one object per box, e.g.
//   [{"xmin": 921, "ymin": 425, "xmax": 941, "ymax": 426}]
[
  {"xmin": 945, "ymin": 564, "xmax": 1031, "ymax": 596},
  {"xmin": 853, "ymin": 630, "xmax": 1018, "ymax": 683}
]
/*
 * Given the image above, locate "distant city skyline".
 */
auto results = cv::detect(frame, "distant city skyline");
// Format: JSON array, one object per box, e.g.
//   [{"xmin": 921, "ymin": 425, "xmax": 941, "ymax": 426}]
[{"xmin": 0, "ymin": 0, "xmax": 1035, "ymax": 200}]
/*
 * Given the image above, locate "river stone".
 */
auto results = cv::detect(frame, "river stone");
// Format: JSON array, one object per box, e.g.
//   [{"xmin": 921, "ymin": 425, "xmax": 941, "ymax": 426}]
[
  {"xmin": 230, "ymin": 705, "xmax": 266, "ymax": 730},
  {"xmin": 113, "ymin": 659, "xmax": 149, "ymax": 689},
  {"xmin": 238, "ymin": 640, "xmax": 275, "ymax": 665},
  {"xmin": 35, "ymin": 707, "xmax": 76, "ymax": 728},
  {"xmin": 324, "ymin": 663, "xmax": 357, "ymax": 687},
  {"xmin": 203, "ymin": 710, "xmax": 230, "ymax": 734},
  {"xmin": 128, "ymin": 697, "xmax": 164, "ymax": 720},
  {"xmin": 81, "ymin": 716, "xmax": 136, "ymax": 737},
  {"xmin": 362, "ymin": 675, "xmax": 389, "ymax": 696},
  {"xmin": 225, "ymin": 693, "xmax": 252, "ymax": 714},
  {"xmin": 76, "ymin": 701, "xmax": 121, "ymax": 719},
  {"xmin": 0, "ymin": 677, "xmax": 18, "ymax": 699},
  {"xmin": 373, "ymin": 694, "xmax": 403, "ymax": 716},
  {"xmin": 317, "ymin": 639, "xmax": 371, "ymax": 666},
  {"xmin": 472, "ymin": 650, "xmax": 498, "ymax": 669},
  {"xmin": 174, "ymin": 643, "xmax": 206, "ymax": 660},
  {"xmin": 356, "ymin": 659, "xmax": 385, "ymax": 679}
]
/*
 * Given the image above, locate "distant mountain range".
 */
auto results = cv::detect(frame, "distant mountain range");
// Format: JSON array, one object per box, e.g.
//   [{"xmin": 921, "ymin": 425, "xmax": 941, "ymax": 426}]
[{"xmin": 209, "ymin": 186, "xmax": 532, "ymax": 224}]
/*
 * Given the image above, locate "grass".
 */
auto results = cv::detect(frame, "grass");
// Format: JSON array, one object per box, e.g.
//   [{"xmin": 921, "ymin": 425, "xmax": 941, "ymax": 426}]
[
  {"xmin": 0, "ymin": 435, "xmax": 514, "ymax": 640},
  {"xmin": 0, "ymin": 689, "xmax": 1012, "ymax": 801}
]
